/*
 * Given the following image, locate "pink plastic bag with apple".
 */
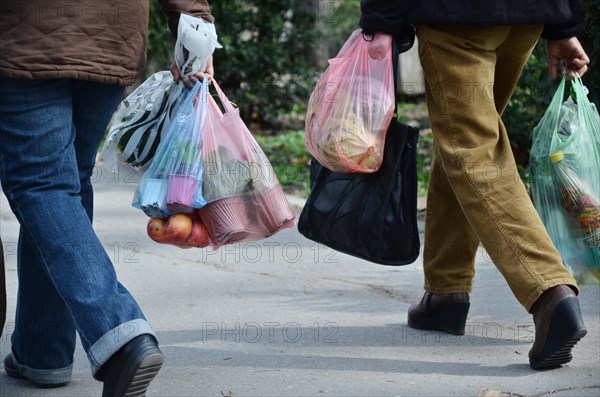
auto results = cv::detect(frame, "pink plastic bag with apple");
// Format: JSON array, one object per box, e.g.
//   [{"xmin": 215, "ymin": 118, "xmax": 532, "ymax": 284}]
[
  {"xmin": 305, "ymin": 29, "xmax": 395, "ymax": 173},
  {"xmin": 197, "ymin": 78, "xmax": 296, "ymax": 248}
]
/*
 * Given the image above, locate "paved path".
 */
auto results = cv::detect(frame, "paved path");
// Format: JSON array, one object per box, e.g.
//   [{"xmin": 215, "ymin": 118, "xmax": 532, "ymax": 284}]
[{"xmin": 1, "ymin": 164, "xmax": 598, "ymax": 397}]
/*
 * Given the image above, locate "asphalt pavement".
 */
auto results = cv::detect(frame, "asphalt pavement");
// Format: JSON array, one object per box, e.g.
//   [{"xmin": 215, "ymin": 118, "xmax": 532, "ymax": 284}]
[{"xmin": 0, "ymin": 163, "xmax": 598, "ymax": 397}]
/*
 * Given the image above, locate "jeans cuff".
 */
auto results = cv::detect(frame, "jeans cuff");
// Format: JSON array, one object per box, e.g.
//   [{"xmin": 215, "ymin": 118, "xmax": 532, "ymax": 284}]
[
  {"xmin": 87, "ymin": 319, "xmax": 156, "ymax": 376},
  {"xmin": 12, "ymin": 354, "xmax": 73, "ymax": 385}
]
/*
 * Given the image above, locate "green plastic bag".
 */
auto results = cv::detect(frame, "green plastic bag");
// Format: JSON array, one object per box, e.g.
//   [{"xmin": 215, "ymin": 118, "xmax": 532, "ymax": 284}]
[{"xmin": 530, "ymin": 74, "xmax": 600, "ymax": 284}]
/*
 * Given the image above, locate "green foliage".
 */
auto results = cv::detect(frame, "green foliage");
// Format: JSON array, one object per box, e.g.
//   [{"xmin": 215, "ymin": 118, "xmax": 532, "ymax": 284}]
[
  {"xmin": 144, "ymin": 1, "xmax": 175, "ymax": 78},
  {"xmin": 210, "ymin": 1, "xmax": 321, "ymax": 130},
  {"xmin": 254, "ymin": 130, "xmax": 311, "ymax": 195},
  {"xmin": 416, "ymin": 131, "xmax": 433, "ymax": 197},
  {"xmin": 580, "ymin": 0, "xmax": 600, "ymax": 105},
  {"xmin": 314, "ymin": 0, "xmax": 361, "ymax": 68}
]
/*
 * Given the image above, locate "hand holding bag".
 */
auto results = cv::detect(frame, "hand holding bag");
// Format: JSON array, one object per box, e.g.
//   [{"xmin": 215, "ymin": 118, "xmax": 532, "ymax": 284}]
[
  {"xmin": 298, "ymin": 31, "xmax": 420, "ymax": 266},
  {"xmin": 530, "ymin": 74, "xmax": 600, "ymax": 283}
]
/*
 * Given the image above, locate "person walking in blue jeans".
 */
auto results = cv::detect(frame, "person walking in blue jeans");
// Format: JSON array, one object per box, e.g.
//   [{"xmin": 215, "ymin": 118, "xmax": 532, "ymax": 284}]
[{"xmin": 0, "ymin": 1, "xmax": 214, "ymax": 395}]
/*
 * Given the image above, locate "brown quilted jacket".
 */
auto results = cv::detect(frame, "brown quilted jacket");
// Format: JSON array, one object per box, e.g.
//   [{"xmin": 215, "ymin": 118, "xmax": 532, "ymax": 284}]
[{"xmin": 0, "ymin": 0, "xmax": 214, "ymax": 86}]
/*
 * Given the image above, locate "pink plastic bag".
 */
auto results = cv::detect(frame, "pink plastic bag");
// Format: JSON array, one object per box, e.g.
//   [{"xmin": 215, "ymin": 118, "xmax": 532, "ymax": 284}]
[
  {"xmin": 305, "ymin": 29, "xmax": 395, "ymax": 173},
  {"xmin": 198, "ymin": 79, "xmax": 296, "ymax": 248}
]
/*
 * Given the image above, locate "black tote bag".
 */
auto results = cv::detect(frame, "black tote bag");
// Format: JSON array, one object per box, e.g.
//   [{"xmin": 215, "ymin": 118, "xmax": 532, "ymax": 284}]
[{"xmin": 298, "ymin": 30, "xmax": 421, "ymax": 266}]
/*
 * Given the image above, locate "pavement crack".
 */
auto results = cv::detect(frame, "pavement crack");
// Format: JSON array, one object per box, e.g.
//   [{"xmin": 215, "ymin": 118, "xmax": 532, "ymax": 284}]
[{"xmin": 320, "ymin": 277, "xmax": 415, "ymax": 303}]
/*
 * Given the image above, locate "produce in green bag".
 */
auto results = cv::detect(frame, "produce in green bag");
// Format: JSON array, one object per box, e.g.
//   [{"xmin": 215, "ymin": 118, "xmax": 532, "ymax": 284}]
[
  {"xmin": 550, "ymin": 151, "xmax": 600, "ymax": 265},
  {"xmin": 531, "ymin": 75, "xmax": 600, "ymax": 284}
]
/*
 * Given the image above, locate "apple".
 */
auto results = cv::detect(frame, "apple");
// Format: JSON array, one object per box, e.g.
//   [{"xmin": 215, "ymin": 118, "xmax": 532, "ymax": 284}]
[
  {"xmin": 186, "ymin": 213, "xmax": 211, "ymax": 248},
  {"xmin": 147, "ymin": 218, "xmax": 167, "ymax": 243},
  {"xmin": 164, "ymin": 213, "xmax": 193, "ymax": 244}
]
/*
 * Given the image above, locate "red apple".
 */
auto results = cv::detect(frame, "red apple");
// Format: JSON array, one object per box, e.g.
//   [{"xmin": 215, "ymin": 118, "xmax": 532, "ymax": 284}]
[
  {"xmin": 164, "ymin": 213, "xmax": 193, "ymax": 244},
  {"xmin": 186, "ymin": 213, "xmax": 211, "ymax": 248},
  {"xmin": 147, "ymin": 218, "xmax": 167, "ymax": 243}
]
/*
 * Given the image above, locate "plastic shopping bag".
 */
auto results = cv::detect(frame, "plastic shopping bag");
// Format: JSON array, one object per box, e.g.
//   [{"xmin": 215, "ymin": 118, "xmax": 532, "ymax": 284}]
[
  {"xmin": 175, "ymin": 14, "xmax": 222, "ymax": 77},
  {"xmin": 530, "ymin": 74, "xmax": 600, "ymax": 284},
  {"xmin": 305, "ymin": 29, "xmax": 395, "ymax": 173},
  {"xmin": 101, "ymin": 71, "xmax": 185, "ymax": 170},
  {"xmin": 197, "ymin": 79, "xmax": 296, "ymax": 248},
  {"xmin": 133, "ymin": 79, "xmax": 209, "ymax": 218}
]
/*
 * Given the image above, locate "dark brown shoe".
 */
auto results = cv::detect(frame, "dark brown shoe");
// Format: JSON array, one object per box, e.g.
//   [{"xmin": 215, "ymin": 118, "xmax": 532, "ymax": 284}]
[
  {"xmin": 529, "ymin": 285, "xmax": 587, "ymax": 370},
  {"xmin": 407, "ymin": 292, "xmax": 470, "ymax": 335}
]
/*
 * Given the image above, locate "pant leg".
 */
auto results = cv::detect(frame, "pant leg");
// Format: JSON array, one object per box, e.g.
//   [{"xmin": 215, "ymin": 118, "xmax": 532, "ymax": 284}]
[
  {"xmin": 0, "ymin": 236, "xmax": 5, "ymax": 337},
  {"xmin": 72, "ymin": 80, "xmax": 114, "ymax": 221},
  {"xmin": 416, "ymin": 24, "xmax": 577, "ymax": 311},
  {"xmin": 422, "ymin": 138, "xmax": 479, "ymax": 293},
  {"xmin": 8, "ymin": 78, "xmax": 113, "ymax": 373},
  {"xmin": 10, "ymin": 229, "xmax": 77, "ymax": 375},
  {"xmin": 0, "ymin": 78, "xmax": 155, "ymax": 376}
]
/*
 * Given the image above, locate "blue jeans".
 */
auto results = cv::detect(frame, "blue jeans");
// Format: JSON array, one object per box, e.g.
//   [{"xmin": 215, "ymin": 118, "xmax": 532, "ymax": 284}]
[{"xmin": 0, "ymin": 78, "xmax": 155, "ymax": 382}]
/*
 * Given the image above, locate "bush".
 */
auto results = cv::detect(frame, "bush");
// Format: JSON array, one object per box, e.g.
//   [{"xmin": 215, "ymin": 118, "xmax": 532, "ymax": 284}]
[
  {"xmin": 580, "ymin": 0, "xmax": 600, "ymax": 105},
  {"xmin": 143, "ymin": 1, "xmax": 175, "ymax": 79},
  {"xmin": 210, "ymin": 1, "xmax": 320, "ymax": 131},
  {"xmin": 254, "ymin": 130, "xmax": 311, "ymax": 195}
]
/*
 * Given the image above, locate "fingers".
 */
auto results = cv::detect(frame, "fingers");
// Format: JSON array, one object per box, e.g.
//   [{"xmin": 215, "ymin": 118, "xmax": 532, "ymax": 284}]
[
  {"xmin": 181, "ymin": 74, "xmax": 201, "ymax": 88},
  {"xmin": 170, "ymin": 59, "xmax": 213, "ymax": 88},
  {"xmin": 568, "ymin": 56, "xmax": 590, "ymax": 78},
  {"xmin": 548, "ymin": 51, "xmax": 562, "ymax": 80},
  {"xmin": 204, "ymin": 57, "xmax": 214, "ymax": 78},
  {"xmin": 549, "ymin": 62, "xmax": 560, "ymax": 80},
  {"xmin": 170, "ymin": 61, "xmax": 181, "ymax": 81},
  {"xmin": 546, "ymin": 37, "xmax": 590, "ymax": 80},
  {"xmin": 366, "ymin": 33, "xmax": 392, "ymax": 60},
  {"xmin": 569, "ymin": 63, "xmax": 588, "ymax": 78}
]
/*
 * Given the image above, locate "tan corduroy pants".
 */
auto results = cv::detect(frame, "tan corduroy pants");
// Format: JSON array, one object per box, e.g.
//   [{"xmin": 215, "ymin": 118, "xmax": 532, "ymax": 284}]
[{"xmin": 416, "ymin": 24, "xmax": 577, "ymax": 311}]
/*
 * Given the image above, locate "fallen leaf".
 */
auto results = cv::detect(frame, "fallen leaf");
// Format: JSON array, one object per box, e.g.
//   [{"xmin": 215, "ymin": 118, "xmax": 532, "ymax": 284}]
[{"xmin": 476, "ymin": 388, "xmax": 501, "ymax": 397}]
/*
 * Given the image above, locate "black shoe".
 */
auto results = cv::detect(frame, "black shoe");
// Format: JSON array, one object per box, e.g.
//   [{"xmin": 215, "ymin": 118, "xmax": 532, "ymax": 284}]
[
  {"xmin": 98, "ymin": 334, "xmax": 164, "ymax": 397},
  {"xmin": 407, "ymin": 292, "xmax": 470, "ymax": 335},
  {"xmin": 529, "ymin": 285, "xmax": 587, "ymax": 370},
  {"xmin": 3, "ymin": 353, "xmax": 70, "ymax": 388}
]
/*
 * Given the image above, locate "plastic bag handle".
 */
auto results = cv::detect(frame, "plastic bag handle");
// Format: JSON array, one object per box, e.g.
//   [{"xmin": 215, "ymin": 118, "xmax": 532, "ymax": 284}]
[
  {"xmin": 534, "ymin": 74, "xmax": 567, "ymax": 147},
  {"xmin": 206, "ymin": 75, "xmax": 236, "ymax": 114}
]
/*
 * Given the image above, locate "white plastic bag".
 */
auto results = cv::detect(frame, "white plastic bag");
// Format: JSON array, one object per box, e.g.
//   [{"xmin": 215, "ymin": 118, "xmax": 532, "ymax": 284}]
[{"xmin": 175, "ymin": 14, "xmax": 222, "ymax": 77}]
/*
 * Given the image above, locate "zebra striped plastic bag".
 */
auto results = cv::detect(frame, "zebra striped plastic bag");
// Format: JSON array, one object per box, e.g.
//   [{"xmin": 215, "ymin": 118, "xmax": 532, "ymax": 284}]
[{"xmin": 101, "ymin": 71, "xmax": 185, "ymax": 171}]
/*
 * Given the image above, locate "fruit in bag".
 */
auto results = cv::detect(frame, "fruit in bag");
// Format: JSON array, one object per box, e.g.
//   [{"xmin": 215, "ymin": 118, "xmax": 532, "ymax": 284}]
[
  {"xmin": 147, "ymin": 218, "xmax": 167, "ymax": 243},
  {"xmin": 164, "ymin": 214, "xmax": 193, "ymax": 244},
  {"xmin": 182, "ymin": 212, "xmax": 211, "ymax": 248},
  {"xmin": 146, "ymin": 213, "xmax": 210, "ymax": 248}
]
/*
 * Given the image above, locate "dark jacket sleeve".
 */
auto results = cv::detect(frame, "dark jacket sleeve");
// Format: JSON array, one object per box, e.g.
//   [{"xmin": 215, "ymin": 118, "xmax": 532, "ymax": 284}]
[
  {"xmin": 541, "ymin": 0, "xmax": 586, "ymax": 40},
  {"xmin": 359, "ymin": 0, "xmax": 408, "ymax": 35},
  {"xmin": 157, "ymin": 0, "xmax": 215, "ymax": 38}
]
